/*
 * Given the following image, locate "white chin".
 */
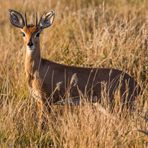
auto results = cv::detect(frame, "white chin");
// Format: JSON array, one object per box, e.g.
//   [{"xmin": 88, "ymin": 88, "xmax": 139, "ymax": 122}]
[{"xmin": 27, "ymin": 46, "xmax": 35, "ymax": 53}]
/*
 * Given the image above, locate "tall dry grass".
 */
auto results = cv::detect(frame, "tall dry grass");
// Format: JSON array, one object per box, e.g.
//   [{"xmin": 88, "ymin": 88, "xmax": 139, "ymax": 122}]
[{"xmin": 0, "ymin": 0, "xmax": 147, "ymax": 147}]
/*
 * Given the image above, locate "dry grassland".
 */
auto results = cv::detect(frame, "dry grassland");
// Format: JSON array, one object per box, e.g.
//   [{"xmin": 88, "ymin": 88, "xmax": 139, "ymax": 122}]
[{"xmin": 0, "ymin": 0, "xmax": 147, "ymax": 147}]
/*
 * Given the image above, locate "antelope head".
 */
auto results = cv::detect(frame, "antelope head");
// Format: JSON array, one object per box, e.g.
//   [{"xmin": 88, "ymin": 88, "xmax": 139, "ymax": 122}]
[{"xmin": 9, "ymin": 9, "xmax": 55, "ymax": 54}]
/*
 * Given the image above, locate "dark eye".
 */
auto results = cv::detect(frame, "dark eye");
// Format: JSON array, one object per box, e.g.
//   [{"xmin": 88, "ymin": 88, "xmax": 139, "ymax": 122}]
[
  {"xmin": 21, "ymin": 32, "xmax": 25, "ymax": 37},
  {"xmin": 35, "ymin": 32, "xmax": 40, "ymax": 38}
]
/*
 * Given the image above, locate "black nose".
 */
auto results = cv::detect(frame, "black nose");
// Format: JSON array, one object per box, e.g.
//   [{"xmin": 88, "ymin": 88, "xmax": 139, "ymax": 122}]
[{"xmin": 27, "ymin": 40, "xmax": 33, "ymax": 47}]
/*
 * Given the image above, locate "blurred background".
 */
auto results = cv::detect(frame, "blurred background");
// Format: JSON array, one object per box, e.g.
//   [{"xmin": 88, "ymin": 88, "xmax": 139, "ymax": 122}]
[{"xmin": 0, "ymin": 0, "xmax": 147, "ymax": 147}]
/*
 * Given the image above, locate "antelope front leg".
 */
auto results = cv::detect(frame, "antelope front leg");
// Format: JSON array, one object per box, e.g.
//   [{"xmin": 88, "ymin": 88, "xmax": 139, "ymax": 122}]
[
  {"xmin": 36, "ymin": 99, "xmax": 50, "ymax": 130},
  {"xmin": 36, "ymin": 100, "xmax": 44, "ymax": 130}
]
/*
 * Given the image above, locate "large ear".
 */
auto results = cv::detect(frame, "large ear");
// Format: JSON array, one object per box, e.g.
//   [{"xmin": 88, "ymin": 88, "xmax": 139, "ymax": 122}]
[
  {"xmin": 39, "ymin": 11, "xmax": 55, "ymax": 29},
  {"xmin": 9, "ymin": 9, "xmax": 25, "ymax": 28}
]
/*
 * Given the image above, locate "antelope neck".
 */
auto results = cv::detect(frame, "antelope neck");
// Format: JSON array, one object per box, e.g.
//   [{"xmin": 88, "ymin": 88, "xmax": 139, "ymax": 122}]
[{"xmin": 25, "ymin": 43, "xmax": 41, "ymax": 77}]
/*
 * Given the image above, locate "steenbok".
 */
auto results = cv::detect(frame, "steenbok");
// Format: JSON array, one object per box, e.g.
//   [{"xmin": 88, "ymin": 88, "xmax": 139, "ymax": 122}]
[{"xmin": 9, "ymin": 9, "xmax": 141, "ymax": 127}]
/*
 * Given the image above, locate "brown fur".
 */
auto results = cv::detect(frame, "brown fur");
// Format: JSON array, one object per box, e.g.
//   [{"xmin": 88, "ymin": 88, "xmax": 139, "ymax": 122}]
[{"xmin": 23, "ymin": 25, "xmax": 140, "ymax": 127}]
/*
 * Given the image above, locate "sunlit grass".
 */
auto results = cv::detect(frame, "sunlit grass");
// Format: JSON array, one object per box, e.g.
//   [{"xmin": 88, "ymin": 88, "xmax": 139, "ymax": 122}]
[{"xmin": 0, "ymin": 0, "xmax": 147, "ymax": 147}]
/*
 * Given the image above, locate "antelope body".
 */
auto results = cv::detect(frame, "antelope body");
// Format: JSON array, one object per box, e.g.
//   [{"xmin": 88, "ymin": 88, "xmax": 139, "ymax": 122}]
[{"xmin": 9, "ymin": 9, "xmax": 140, "ymax": 127}]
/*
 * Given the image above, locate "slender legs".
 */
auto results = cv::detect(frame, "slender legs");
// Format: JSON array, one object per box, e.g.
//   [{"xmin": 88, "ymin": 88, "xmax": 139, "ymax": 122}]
[{"xmin": 36, "ymin": 100, "xmax": 44, "ymax": 130}]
